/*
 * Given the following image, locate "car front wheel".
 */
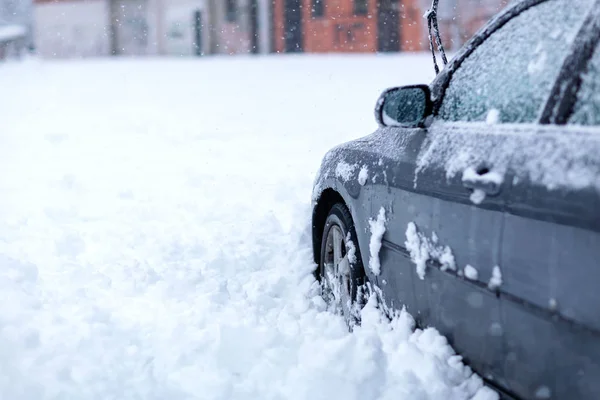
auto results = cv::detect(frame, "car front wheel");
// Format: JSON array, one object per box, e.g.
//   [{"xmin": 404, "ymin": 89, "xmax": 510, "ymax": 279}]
[{"xmin": 319, "ymin": 203, "xmax": 366, "ymax": 328}]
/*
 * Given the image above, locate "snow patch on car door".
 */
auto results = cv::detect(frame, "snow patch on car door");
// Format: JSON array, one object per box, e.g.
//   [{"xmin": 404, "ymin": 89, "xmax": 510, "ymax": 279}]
[
  {"xmin": 368, "ymin": 207, "xmax": 387, "ymax": 276},
  {"xmin": 335, "ymin": 161, "xmax": 358, "ymax": 182},
  {"xmin": 405, "ymin": 222, "xmax": 456, "ymax": 280}
]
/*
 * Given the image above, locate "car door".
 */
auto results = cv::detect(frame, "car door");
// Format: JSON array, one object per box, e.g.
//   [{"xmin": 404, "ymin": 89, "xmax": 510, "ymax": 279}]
[
  {"xmin": 371, "ymin": 0, "xmax": 596, "ymax": 388},
  {"xmin": 500, "ymin": 12, "xmax": 600, "ymax": 398},
  {"xmin": 367, "ymin": 124, "xmax": 428, "ymax": 319}
]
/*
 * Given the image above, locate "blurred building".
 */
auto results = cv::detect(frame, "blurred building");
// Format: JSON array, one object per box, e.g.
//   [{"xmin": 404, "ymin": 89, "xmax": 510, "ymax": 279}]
[
  {"xmin": 204, "ymin": 0, "xmax": 271, "ymax": 54},
  {"xmin": 0, "ymin": 23, "xmax": 27, "ymax": 59},
  {"xmin": 34, "ymin": 0, "xmax": 111, "ymax": 57},
  {"xmin": 31, "ymin": 0, "xmax": 509, "ymax": 58},
  {"xmin": 0, "ymin": 0, "xmax": 31, "ymax": 59},
  {"xmin": 0, "ymin": 0, "xmax": 32, "ymax": 33},
  {"xmin": 32, "ymin": 0, "xmax": 273, "ymax": 57},
  {"xmin": 162, "ymin": 0, "xmax": 207, "ymax": 55},
  {"xmin": 110, "ymin": 0, "xmax": 172, "ymax": 56},
  {"xmin": 273, "ymin": 0, "xmax": 424, "ymax": 53},
  {"xmin": 432, "ymin": 0, "xmax": 509, "ymax": 51},
  {"xmin": 33, "ymin": 0, "xmax": 172, "ymax": 57},
  {"xmin": 272, "ymin": 0, "xmax": 508, "ymax": 53}
]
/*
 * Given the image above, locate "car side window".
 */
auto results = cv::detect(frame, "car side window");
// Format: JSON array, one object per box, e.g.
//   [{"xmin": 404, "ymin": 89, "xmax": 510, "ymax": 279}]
[
  {"xmin": 568, "ymin": 43, "xmax": 600, "ymax": 126},
  {"xmin": 439, "ymin": 0, "xmax": 593, "ymax": 124}
]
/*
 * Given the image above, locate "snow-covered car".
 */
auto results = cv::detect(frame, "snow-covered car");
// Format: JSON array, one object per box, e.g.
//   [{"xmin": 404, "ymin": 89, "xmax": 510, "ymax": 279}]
[{"xmin": 311, "ymin": 0, "xmax": 600, "ymax": 398}]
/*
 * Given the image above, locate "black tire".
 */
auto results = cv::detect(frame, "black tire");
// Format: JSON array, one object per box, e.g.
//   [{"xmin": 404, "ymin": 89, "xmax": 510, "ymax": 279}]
[{"xmin": 318, "ymin": 203, "xmax": 367, "ymax": 328}]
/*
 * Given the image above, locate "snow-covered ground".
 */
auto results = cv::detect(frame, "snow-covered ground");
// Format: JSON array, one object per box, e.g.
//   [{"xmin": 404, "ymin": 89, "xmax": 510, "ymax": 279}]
[{"xmin": 0, "ymin": 55, "xmax": 497, "ymax": 400}]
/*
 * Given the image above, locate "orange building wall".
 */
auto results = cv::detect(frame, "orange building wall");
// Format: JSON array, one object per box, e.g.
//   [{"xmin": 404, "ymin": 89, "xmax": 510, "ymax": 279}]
[
  {"xmin": 274, "ymin": 0, "xmax": 426, "ymax": 53},
  {"xmin": 302, "ymin": 0, "xmax": 377, "ymax": 53},
  {"xmin": 400, "ymin": 0, "xmax": 425, "ymax": 51},
  {"xmin": 273, "ymin": 0, "xmax": 286, "ymax": 53}
]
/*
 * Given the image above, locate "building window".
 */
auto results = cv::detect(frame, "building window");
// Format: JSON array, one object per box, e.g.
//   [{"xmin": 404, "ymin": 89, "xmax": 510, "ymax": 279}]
[
  {"xmin": 354, "ymin": 0, "xmax": 368, "ymax": 16},
  {"xmin": 312, "ymin": 0, "xmax": 325, "ymax": 18},
  {"xmin": 226, "ymin": 0, "xmax": 237, "ymax": 22}
]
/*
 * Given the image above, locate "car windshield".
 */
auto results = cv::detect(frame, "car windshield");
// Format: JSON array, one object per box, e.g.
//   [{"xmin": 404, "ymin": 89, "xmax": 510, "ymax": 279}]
[{"xmin": 438, "ymin": 0, "xmax": 595, "ymax": 123}]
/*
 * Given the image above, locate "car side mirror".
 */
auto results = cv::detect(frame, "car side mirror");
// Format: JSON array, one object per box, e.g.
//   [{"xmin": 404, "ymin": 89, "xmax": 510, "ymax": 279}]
[{"xmin": 375, "ymin": 85, "xmax": 432, "ymax": 127}]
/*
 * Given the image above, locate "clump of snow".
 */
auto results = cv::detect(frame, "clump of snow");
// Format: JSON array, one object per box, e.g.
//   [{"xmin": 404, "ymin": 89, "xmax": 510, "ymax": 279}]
[
  {"xmin": 472, "ymin": 387, "xmax": 501, "ymax": 400},
  {"xmin": 464, "ymin": 265, "xmax": 478, "ymax": 281},
  {"xmin": 437, "ymin": 246, "xmax": 456, "ymax": 272},
  {"xmin": 535, "ymin": 385, "xmax": 552, "ymax": 399},
  {"xmin": 360, "ymin": 294, "xmax": 498, "ymax": 400},
  {"xmin": 469, "ymin": 189, "xmax": 487, "ymax": 205},
  {"xmin": 549, "ymin": 298, "xmax": 558, "ymax": 311},
  {"xmin": 368, "ymin": 207, "xmax": 387, "ymax": 276},
  {"xmin": 488, "ymin": 266, "xmax": 503, "ymax": 290},
  {"xmin": 461, "ymin": 166, "xmax": 504, "ymax": 205},
  {"xmin": 345, "ymin": 232, "xmax": 357, "ymax": 264},
  {"xmin": 485, "ymin": 109, "xmax": 500, "ymax": 125},
  {"xmin": 405, "ymin": 222, "xmax": 456, "ymax": 280},
  {"xmin": 357, "ymin": 165, "xmax": 369, "ymax": 186},
  {"xmin": 335, "ymin": 161, "xmax": 357, "ymax": 181},
  {"xmin": 406, "ymin": 222, "xmax": 429, "ymax": 279}
]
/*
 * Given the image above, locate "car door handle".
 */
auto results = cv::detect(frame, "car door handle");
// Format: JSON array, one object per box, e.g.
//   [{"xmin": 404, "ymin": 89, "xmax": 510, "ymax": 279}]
[{"xmin": 462, "ymin": 166, "xmax": 503, "ymax": 196}]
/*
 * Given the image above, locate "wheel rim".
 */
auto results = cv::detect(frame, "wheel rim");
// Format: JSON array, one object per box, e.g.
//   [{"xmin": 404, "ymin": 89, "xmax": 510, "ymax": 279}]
[{"xmin": 322, "ymin": 224, "xmax": 353, "ymax": 321}]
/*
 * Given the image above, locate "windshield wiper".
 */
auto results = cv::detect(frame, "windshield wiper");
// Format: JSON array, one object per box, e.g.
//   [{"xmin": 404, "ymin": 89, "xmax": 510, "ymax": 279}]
[{"xmin": 425, "ymin": 0, "xmax": 448, "ymax": 75}]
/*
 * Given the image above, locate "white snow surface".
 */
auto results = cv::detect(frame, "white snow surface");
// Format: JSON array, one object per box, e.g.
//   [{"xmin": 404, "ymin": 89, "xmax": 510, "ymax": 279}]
[
  {"xmin": 405, "ymin": 222, "xmax": 456, "ymax": 280},
  {"xmin": 0, "ymin": 55, "xmax": 496, "ymax": 400},
  {"xmin": 368, "ymin": 207, "xmax": 387, "ymax": 276}
]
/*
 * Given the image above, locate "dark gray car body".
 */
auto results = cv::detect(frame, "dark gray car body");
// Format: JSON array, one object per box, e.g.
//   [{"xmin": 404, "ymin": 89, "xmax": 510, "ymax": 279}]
[{"xmin": 311, "ymin": 0, "xmax": 600, "ymax": 398}]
